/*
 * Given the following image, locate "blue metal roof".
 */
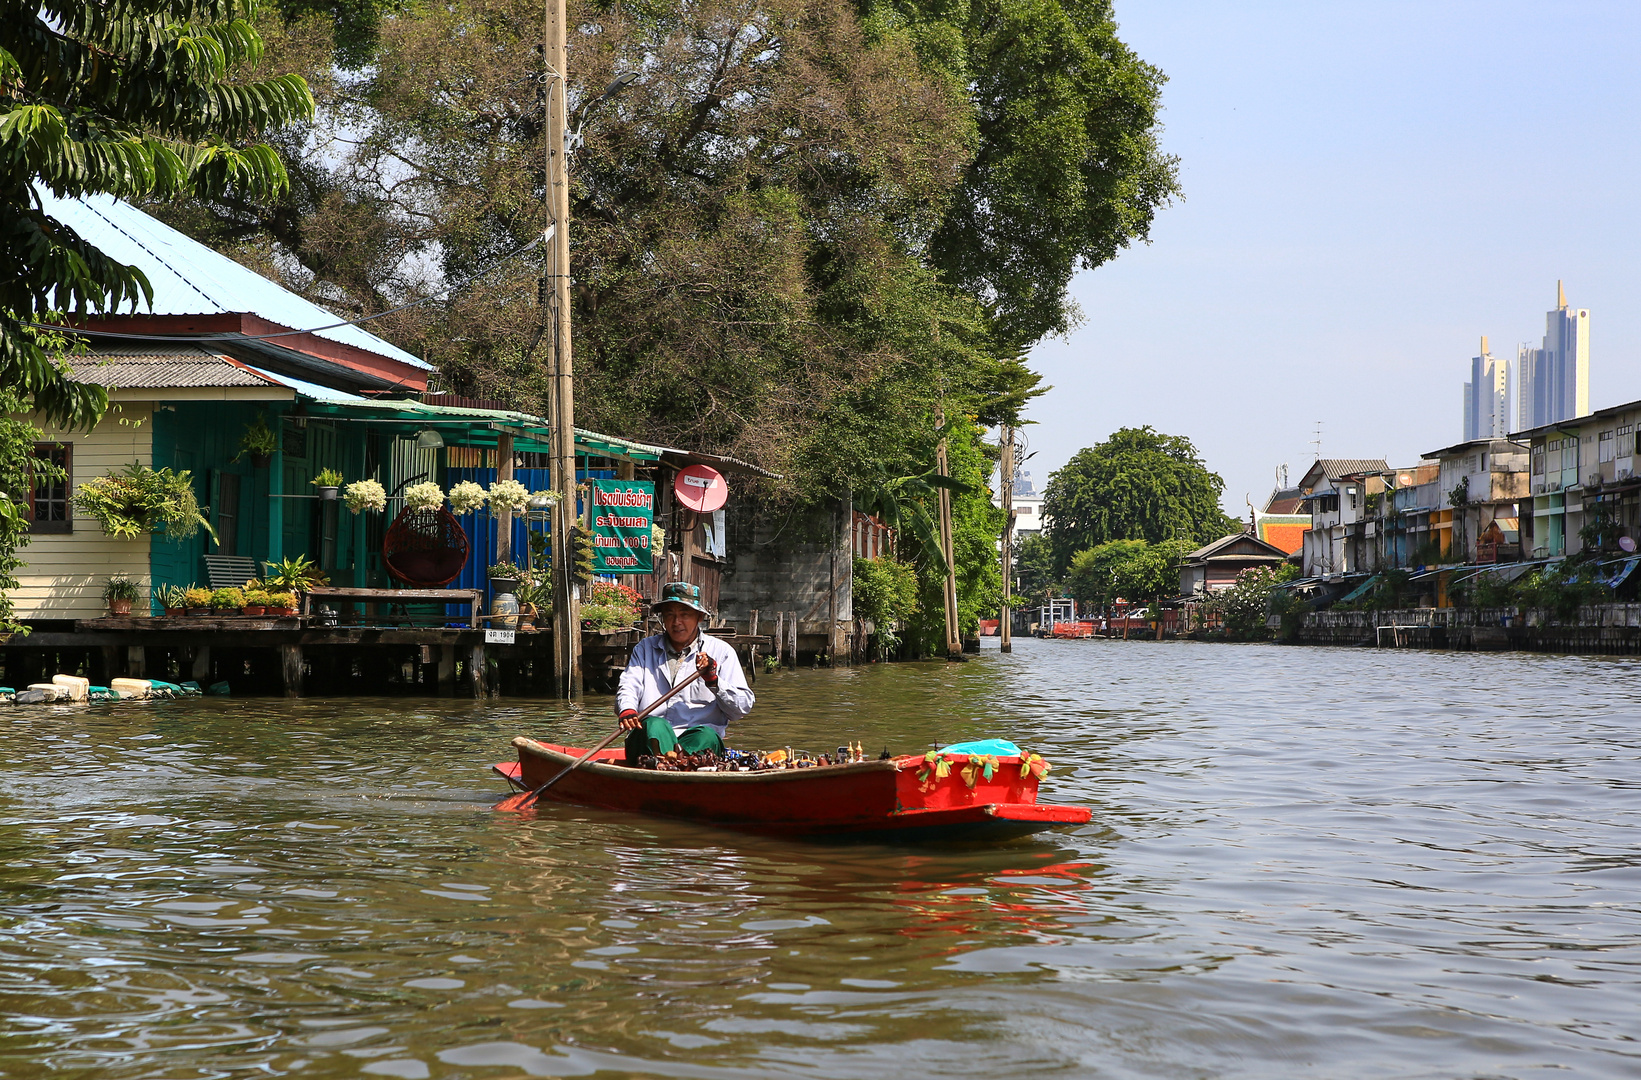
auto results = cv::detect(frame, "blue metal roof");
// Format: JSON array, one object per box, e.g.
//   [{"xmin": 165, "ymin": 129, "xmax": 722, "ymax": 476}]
[
  {"xmin": 38, "ymin": 191, "xmax": 430, "ymax": 370},
  {"xmin": 238, "ymin": 364, "xmax": 369, "ymax": 403}
]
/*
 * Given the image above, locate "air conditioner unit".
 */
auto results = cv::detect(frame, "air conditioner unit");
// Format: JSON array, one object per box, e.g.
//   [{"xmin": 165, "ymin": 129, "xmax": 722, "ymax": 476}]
[
  {"xmin": 1588, "ymin": 473, "xmax": 1603, "ymax": 490},
  {"xmin": 1620, "ymin": 468, "xmax": 1634, "ymax": 481}
]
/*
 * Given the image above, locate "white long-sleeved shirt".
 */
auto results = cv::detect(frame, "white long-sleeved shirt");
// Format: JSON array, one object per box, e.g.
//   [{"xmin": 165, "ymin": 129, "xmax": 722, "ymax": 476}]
[{"xmin": 615, "ymin": 631, "xmax": 754, "ymax": 737}]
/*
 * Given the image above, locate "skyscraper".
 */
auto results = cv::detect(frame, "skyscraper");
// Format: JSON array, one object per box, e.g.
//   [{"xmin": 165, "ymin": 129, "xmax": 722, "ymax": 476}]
[
  {"xmin": 1516, "ymin": 281, "xmax": 1590, "ymax": 431},
  {"xmin": 1461, "ymin": 335, "xmax": 1511, "ymax": 440}
]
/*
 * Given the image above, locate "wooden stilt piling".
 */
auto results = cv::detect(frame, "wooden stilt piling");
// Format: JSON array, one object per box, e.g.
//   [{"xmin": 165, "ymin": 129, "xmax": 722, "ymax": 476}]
[{"xmin": 280, "ymin": 644, "xmax": 303, "ymax": 697}]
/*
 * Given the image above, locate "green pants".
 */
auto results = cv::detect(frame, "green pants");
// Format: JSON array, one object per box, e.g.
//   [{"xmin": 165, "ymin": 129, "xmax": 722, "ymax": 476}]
[{"xmin": 624, "ymin": 716, "xmax": 725, "ymax": 762}]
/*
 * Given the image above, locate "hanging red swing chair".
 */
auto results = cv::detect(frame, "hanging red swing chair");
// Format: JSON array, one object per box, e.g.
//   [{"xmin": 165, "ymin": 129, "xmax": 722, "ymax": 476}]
[{"xmin": 382, "ymin": 506, "xmax": 471, "ymax": 588}]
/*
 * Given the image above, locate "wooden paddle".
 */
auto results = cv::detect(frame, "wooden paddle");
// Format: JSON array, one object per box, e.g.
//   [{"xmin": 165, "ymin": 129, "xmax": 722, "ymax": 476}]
[{"xmin": 495, "ymin": 669, "xmax": 705, "ymax": 812}]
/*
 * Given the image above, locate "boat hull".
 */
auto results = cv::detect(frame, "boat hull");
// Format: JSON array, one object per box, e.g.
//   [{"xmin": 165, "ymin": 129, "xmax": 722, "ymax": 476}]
[{"xmin": 497, "ymin": 737, "xmax": 1092, "ymax": 841}]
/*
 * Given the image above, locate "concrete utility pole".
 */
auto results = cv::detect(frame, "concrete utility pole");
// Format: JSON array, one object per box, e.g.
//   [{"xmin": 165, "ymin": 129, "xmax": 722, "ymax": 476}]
[
  {"xmin": 999, "ymin": 425, "xmax": 1015, "ymax": 654},
  {"xmin": 935, "ymin": 412, "xmax": 961, "ymax": 659},
  {"xmin": 545, "ymin": 0, "xmax": 581, "ymax": 695}
]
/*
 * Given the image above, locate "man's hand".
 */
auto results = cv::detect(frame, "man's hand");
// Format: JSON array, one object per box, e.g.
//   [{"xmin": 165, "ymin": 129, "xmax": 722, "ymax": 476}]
[
  {"xmin": 618, "ymin": 709, "xmax": 641, "ymax": 731},
  {"xmin": 695, "ymin": 652, "xmax": 719, "ymax": 688}
]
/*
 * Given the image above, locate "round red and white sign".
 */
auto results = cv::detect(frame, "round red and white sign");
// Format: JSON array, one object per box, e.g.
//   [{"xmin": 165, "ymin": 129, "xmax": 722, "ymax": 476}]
[{"xmin": 674, "ymin": 464, "xmax": 728, "ymax": 512}]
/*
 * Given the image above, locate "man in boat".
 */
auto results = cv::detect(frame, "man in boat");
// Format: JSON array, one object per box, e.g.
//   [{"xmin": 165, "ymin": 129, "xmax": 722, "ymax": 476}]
[{"xmin": 616, "ymin": 581, "xmax": 754, "ymax": 763}]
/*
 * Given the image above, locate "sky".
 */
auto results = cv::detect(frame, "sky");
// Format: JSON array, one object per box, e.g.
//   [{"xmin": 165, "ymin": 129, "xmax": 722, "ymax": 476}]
[{"xmin": 1022, "ymin": 1, "xmax": 1641, "ymax": 517}]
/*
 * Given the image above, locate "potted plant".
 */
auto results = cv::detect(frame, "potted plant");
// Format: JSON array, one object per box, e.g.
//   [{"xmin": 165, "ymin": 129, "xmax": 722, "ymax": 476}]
[
  {"xmin": 156, "ymin": 584, "xmax": 189, "ymax": 617},
  {"xmin": 579, "ymin": 580, "xmax": 642, "ymax": 633},
  {"xmin": 104, "ymin": 574, "xmax": 143, "ymax": 616},
  {"xmin": 515, "ymin": 578, "xmax": 544, "ymax": 630},
  {"xmin": 233, "ymin": 415, "xmax": 279, "ymax": 466},
  {"xmin": 263, "ymin": 555, "xmax": 326, "ymax": 594},
  {"xmin": 264, "ymin": 591, "xmax": 298, "ymax": 617},
  {"xmin": 310, "ymin": 467, "xmax": 343, "ymax": 501},
  {"xmin": 183, "ymin": 586, "xmax": 212, "ymax": 615},
  {"xmin": 488, "ymin": 562, "xmax": 523, "ymax": 595},
  {"xmin": 74, "ymin": 462, "xmax": 216, "ymax": 542},
  {"xmin": 242, "ymin": 587, "xmax": 272, "ymax": 616},
  {"xmin": 344, "ymin": 478, "xmax": 387, "ymax": 514},
  {"xmin": 209, "ymin": 586, "xmax": 245, "ymax": 615}
]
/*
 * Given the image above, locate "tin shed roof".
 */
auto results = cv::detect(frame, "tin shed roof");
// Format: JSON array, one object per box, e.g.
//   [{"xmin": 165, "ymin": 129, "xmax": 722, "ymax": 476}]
[{"xmin": 38, "ymin": 191, "xmax": 429, "ymax": 371}]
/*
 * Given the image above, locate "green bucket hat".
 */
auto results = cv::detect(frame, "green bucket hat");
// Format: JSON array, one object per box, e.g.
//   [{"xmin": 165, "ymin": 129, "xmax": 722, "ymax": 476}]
[{"xmin": 654, "ymin": 581, "xmax": 711, "ymax": 616}]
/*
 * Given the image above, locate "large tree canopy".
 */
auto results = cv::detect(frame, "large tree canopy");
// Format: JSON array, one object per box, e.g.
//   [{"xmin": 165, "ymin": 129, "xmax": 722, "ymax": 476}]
[
  {"xmin": 1064, "ymin": 536, "xmax": 1193, "ymax": 608},
  {"xmin": 1042, "ymin": 426, "xmax": 1235, "ymax": 573},
  {"xmin": 876, "ymin": 0, "xmax": 1180, "ymax": 343},
  {"xmin": 0, "ymin": 0, "xmax": 313, "ymax": 630},
  {"xmin": 152, "ymin": 0, "xmax": 1025, "ymax": 494},
  {"xmin": 133, "ymin": 0, "xmax": 1173, "ymax": 648},
  {"xmin": 145, "ymin": 0, "xmax": 1172, "ymax": 498}
]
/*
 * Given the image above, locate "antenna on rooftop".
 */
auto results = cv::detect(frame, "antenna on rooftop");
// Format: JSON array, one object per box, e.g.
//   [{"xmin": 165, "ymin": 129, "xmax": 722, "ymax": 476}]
[{"xmin": 1312, "ymin": 422, "xmax": 1323, "ymax": 460}]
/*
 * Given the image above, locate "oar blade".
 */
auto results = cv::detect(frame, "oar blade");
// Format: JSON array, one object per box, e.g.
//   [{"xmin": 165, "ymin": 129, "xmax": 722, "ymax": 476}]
[
  {"xmin": 493, "ymin": 670, "xmax": 703, "ymax": 814},
  {"xmin": 493, "ymin": 789, "xmax": 539, "ymax": 813}
]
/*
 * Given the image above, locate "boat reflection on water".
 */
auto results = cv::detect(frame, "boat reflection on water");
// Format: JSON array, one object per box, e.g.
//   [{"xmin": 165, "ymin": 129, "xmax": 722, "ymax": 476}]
[{"xmin": 886, "ymin": 860, "xmax": 1103, "ymax": 952}]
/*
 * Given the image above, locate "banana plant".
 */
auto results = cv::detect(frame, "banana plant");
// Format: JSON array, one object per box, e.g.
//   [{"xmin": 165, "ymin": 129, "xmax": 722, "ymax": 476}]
[{"xmin": 853, "ymin": 430, "xmax": 975, "ymax": 575}]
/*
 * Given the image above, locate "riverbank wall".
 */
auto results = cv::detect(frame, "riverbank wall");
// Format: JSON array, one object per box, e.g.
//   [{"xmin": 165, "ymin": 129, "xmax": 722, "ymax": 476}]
[{"xmin": 1289, "ymin": 604, "xmax": 1641, "ymax": 655}]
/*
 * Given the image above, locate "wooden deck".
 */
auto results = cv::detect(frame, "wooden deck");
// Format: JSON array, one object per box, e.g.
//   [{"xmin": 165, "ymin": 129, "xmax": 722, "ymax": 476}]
[
  {"xmin": 4, "ymin": 618, "xmax": 551, "ymax": 699},
  {"xmin": 3, "ymin": 619, "xmax": 770, "ymax": 700}
]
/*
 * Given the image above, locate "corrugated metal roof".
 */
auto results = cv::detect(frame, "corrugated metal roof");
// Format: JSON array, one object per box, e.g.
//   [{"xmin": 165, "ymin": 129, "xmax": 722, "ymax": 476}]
[
  {"xmin": 238, "ymin": 363, "xmax": 369, "ymax": 403},
  {"xmin": 1316, "ymin": 458, "xmax": 1390, "ymax": 479},
  {"xmin": 67, "ymin": 348, "xmax": 281, "ymax": 389},
  {"xmin": 38, "ymin": 191, "xmax": 429, "ymax": 370}
]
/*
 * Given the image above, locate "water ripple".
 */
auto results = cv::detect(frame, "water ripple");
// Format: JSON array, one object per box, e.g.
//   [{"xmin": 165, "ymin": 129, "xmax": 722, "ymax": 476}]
[{"xmin": 2, "ymin": 640, "xmax": 1640, "ymax": 1078}]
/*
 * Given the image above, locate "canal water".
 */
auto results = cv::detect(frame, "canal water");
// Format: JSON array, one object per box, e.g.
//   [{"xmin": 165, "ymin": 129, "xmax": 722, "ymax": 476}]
[{"xmin": 3, "ymin": 638, "xmax": 1639, "ymax": 1079}]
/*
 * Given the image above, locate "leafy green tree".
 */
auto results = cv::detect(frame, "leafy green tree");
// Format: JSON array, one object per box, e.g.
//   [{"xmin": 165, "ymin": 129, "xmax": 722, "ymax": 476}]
[
  {"xmin": 874, "ymin": 0, "xmax": 1182, "ymax": 342},
  {"xmin": 1011, "ymin": 531, "xmax": 1057, "ymax": 610},
  {"xmin": 1064, "ymin": 536, "xmax": 1192, "ymax": 609},
  {"xmin": 148, "ymin": 0, "xmax": 1035, "ymax": 496},
  {"xmin": 852, "ymin": 555, "xmax": 920, "ymax": 660},
  {"xmin": 1043, "ymin": 426, "xmax": 1236, "ymax": 573},
  {"xmin": 1206, "ymin": 564, "xmax": 1297, "ymax": 640},
  {"xmin": 147, "ymin": 0, "xmax": 1170, "ymax": 487},
  {"xmin": 134, "ymin": 0, "xmax": 1172, "ymax": 647},
  {"xmin": 0, "ymin": 0, "xmax": 314, "ymax": 631}
]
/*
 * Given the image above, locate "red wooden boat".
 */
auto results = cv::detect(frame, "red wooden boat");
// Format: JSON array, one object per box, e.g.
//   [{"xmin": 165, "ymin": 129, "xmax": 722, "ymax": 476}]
[{"xmin": 494, "ymin": 737, "xmax": 1093, "ymax": 842}]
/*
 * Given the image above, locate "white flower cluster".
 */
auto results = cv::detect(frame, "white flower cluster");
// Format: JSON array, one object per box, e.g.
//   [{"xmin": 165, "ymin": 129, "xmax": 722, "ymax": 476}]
[
  {"xmin": 448, "ymin": 481, "xmax": 488, "ymax": 515},
  {"xmin": 403, "ymin": 481, "xmax": 446, "ymax": 513},
  {"xmin": 486, "ymin": 478, "xmax": 530, "ymax": 514},
  {"xmin": 343, "ymin": 478, "xmax": 387, "ymax": 514}
]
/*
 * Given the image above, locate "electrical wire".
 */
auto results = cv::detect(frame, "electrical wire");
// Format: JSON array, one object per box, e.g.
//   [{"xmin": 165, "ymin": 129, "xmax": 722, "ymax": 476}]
[{"xmin": 27, "ymin": 231, "xmax": 550, "ymax": 345}]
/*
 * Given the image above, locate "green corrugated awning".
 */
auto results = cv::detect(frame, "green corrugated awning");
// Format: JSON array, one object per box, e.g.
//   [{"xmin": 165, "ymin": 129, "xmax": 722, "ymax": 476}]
[
  {"xmin": 290, "ymin": 380, "xmax": 670, "ymax": 462},
  {"xmin": 296, "ymin": 396, "xmax": 554, "ymax": 452},
  {"xmin": 574, "ymin": 428, "xmax": 663, "ymax": 462}
]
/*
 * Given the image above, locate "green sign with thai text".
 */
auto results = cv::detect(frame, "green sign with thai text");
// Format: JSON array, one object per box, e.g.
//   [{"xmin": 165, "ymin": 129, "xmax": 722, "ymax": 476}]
[{"xmin": 589, "ymin": 479, "xmax": 655, "ymax": 574}]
